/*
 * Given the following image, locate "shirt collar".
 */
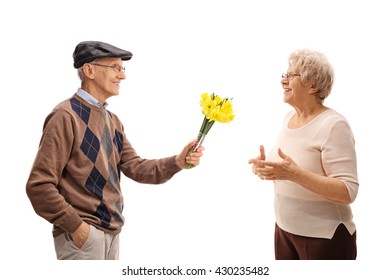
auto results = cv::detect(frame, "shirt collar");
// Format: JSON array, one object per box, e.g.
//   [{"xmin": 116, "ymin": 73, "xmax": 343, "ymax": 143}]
[{"xmin": 76, "ymin": 88, "xmax": 108, "ymax": 108}]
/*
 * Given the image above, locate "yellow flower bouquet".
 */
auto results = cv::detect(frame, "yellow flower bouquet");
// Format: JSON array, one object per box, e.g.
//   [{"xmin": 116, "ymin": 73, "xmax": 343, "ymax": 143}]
[{"xmin": 187, "ymin": 92, "xmax": 235, "ymax": 167}]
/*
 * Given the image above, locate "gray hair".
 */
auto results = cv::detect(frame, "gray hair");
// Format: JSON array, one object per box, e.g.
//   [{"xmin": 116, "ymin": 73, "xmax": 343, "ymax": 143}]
[
  {"xmin": 77, "ymin": 67, "xmax": 84, "ymax": 81},
  {"xmin": 288, "ymin": 49, "xmax": 334, "ymax": 103}
]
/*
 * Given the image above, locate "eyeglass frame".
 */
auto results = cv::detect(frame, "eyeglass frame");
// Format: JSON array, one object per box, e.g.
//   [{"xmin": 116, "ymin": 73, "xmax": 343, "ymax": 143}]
[
  {"xmin": 90, "ymin": 63, "xmax": 126, "ymax": 73},
  {"xmin": 281, "ymin": 73, "xmax": 300, "ymax": 81}
]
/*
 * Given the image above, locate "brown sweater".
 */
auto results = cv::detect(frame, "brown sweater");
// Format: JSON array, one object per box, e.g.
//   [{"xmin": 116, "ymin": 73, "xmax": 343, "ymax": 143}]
[{"xmin": 26, "ymin": 94, "xmax": 181, "ymax": 237}]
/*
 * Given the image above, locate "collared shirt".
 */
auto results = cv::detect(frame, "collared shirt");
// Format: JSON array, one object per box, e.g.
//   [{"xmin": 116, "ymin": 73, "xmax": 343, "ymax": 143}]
[{"xmin": 76, "ymin": 88, "xmax": 108, "ymax": 109}]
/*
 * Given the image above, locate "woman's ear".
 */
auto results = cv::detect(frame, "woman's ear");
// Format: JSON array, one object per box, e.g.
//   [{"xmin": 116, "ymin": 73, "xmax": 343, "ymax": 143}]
[{"xmin": 308, "ymin": 84, "xmax": 318, "ymax": 94}]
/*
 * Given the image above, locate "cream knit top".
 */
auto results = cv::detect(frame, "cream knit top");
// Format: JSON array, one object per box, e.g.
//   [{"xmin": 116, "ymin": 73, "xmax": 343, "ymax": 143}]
[{"xmin": 268, "ymin": 109, "xmax": 359, "ymax": 239}]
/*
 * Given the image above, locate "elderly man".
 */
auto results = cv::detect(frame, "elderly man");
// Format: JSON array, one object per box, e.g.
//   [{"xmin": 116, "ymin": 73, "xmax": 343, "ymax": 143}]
[{"xmin": 26, "ymin": 41, "xmax": 204, "ymax": 260}]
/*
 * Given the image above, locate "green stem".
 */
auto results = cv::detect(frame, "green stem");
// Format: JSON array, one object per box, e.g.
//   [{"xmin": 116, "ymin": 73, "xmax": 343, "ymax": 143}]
[{"xmin": 186, "ymin": 117, "xmax": 214, "ymax": 168}]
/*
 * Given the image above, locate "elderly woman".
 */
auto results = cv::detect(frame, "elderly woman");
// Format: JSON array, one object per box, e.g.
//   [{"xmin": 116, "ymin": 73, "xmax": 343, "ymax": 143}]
[{"xmin": 249, "ymin": 49, "xmax": 359, "ymax": 260}]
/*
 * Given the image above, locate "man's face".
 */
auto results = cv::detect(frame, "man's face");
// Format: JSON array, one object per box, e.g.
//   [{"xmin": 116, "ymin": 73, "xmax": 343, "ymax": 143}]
[{"xmin": 89, "ymin": 57, "xmax": 126, "ymax": 101}]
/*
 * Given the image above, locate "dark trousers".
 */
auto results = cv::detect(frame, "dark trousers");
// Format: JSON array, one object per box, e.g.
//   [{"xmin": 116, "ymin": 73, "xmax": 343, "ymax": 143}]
[{"xmin": 274, "ymin": 223, "xmax": 357, "ymax": 260}]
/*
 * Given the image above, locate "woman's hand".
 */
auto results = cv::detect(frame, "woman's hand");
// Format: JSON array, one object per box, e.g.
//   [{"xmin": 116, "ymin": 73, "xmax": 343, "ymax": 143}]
[
  {"xmin": 256, "ymin": 148, "xmax": 299, "ymax": 180},
  {"xmin": 248, "ymin": 145, "xmax": 266, "ymax": 176}
]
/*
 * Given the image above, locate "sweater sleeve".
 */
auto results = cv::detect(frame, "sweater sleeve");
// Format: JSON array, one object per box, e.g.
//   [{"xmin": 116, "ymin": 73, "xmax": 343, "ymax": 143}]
[
  {"xmin": 321, "ymin": 119, "xmax": 359, "ymax": 202},
  {"xmin": 119, "ymin": 133, "xmax": 182, "ymax": 184},
  {"xmin": 26, "ymin": 109, "xmax": 83, "ymax": 234}
]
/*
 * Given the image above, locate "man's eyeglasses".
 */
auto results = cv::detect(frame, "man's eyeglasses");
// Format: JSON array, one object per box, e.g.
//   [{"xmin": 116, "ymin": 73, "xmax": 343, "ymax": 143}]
[
  {"xmin": 91, "ymin": 63, "xmax": 125, "ymax": 73},
  {"xmin": 281, "ymin": 73, "xmax": 300, "ymax": 81}
]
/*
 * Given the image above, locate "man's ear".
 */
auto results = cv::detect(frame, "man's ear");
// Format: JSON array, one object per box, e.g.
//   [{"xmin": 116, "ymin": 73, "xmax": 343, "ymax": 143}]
[{"xmin": 83, "ymin": 63, "xmax": 95, "ymax": 79}]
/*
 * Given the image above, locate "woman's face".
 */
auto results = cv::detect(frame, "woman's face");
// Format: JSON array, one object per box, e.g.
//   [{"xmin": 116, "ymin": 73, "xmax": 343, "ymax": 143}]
[{"xmin": 281, "ymin": 68, "xmax": 313, "ymax": 106}]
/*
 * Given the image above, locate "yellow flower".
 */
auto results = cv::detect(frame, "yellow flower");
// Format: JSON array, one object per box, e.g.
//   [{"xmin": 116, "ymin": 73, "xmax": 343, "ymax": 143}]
[
  {"xmin": 187, "ymin": 92, "xmax": 235, "ymax": 167},
  {"xmin": 200, "ymin": 93, "xmax": 235, "ymax": 123}
]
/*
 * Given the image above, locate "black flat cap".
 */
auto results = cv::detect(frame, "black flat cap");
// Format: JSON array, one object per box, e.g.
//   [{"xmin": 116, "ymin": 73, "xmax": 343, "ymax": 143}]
[{"xmin": 73, "ymin": 41, "xmax": 133, "ymax": 68}]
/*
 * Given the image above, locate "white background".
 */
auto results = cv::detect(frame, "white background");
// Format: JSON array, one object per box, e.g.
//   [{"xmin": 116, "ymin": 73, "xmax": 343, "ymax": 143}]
[{"xmin": 1, "ymin": 0, "xmax": 389, "ymax": 279}]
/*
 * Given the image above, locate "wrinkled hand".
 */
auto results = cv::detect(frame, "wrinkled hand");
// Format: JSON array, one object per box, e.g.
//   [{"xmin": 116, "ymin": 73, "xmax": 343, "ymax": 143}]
[
  {"xmin": 256, "ymin": 148, "xmax": 299, "ymax": 180},
  {"xmin": 70, "ymin": 221, "xmax": 90, "ymax": 249},
  {"xmin": 248, "ymin": 145, "xmax": 266, "ymax": 175},
  {"xmin": 176, "ymin": 140, "xmax": 205, "ymax": 169}
]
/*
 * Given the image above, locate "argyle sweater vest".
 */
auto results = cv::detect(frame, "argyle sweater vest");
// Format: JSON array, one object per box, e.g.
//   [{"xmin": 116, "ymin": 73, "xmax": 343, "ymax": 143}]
[{"xmin": 26, "ymin": 94, "xmax": 180, "ymax": 236}]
